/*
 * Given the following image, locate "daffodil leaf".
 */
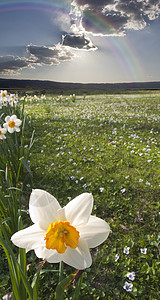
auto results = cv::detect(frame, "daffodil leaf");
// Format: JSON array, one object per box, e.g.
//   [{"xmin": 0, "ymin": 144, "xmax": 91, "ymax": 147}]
[{"xmin": 55, "ymin": 274, "xmax": 75, "ymax": 300}]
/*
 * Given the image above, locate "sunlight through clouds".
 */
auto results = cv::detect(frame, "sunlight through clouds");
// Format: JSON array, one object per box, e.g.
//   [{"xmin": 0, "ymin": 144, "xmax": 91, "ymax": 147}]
[{"xmin": 0, "ymin": 0, "xmax": 159, "ymax": 81}]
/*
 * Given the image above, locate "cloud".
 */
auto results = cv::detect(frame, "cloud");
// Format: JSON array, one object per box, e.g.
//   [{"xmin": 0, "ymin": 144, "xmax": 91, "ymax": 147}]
[
  {"xmin": 0, "ymin": 44, "xmax": 76, "ymax": 74},
  {"xmin": 0, "ymin": 56, "xmax": 31, "ymax": 74},
  {"xmin": 81, "ymin": 9, "xmax": 127, "ymax": 36},
  {"xmin": 75, "ymin": 0, "xmax": 109, "ymax": 10},
  {"xmin": 1, "ymin": 0, "xmax": 159, "ymax": 75},
  {"xmin": 62, "ymin": 34, "xmax": 97, "ymax": 50},
  {"xmin": 72, "ymin": 0, "xmax": 160, "ymax": 35},
  {"xmin": 26, "ymin": 44, "xmax": 75, "ymax": 65}
]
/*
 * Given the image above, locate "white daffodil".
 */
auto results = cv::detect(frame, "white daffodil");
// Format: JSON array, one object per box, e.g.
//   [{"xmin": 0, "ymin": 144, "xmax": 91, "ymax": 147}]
[
  {"xmin": 3, "ymin": 114, "xmax": 22, "ymax": 133},
  {"xmin": 0, "ymin": 90, "xmax": 8, "ymax": 106},
  {"xmin": 0, "ymin": 90, "xmax": 8, "ymax": 98},
  {"xmin": 0, "ymin": 127, "xmax": 7, "ymax": 139},
  {"xmin": 11, "ymin": 190, "xmax": 110, "ymax": 269},
  {"xmin": 8, "ymin": 94, "xmax": 18, "ymax": 107}
]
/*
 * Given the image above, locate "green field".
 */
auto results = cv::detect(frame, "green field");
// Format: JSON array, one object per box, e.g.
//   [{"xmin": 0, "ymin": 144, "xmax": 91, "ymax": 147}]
[{"xmin": 1, "ymin": 91, "xmax": 160, "ymax": 299}]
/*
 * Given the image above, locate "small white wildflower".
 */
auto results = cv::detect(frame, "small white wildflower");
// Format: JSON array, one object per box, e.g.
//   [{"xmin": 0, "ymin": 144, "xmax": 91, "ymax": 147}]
[
  {"xmin": 126, "ymin": 272, "xmax": 136, "ymax": 281},
  {"xmin": 115, "ymin": 254, "xmax": 119, "ymax": 262},
  {"xmin": 123, "ymin": 247, "xmax": 130, "ymax": 254},
  {"xmin": 123, "ymin": 281, "xmax": 133, "ymax": 292},
  {"xmin": 140, "ymin": 248, "xmax": 147, "ymax": 254},
  {"xmin": 82, "ymin": 184, "xmax": 87, "ymax": 189}
]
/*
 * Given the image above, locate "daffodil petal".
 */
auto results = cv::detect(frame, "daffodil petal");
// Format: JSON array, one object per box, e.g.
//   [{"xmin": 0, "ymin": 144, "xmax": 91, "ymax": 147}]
[
  {"xmin": 15, "ymin": 127, "xmax": 20, "ymax": 132},
  {"xmin": 5, "ymin": 116, "xmax": 10, "ymax": 122},
  {"xmin": 15, "ymin": 119, "xmax": 22, "ymax": 126},
  {"xmin": 64, "ymin": 193, "xmax": 93, "ymax": 226},
  {"xmin": 8, "ymin": 127, "xmax": 14, "ymax": 133},
  {"xmin": 2, "ymin": 128, "xmax": 7, "ymax": 134},
  {"xmin": 29, "ymin": 189, "xmax": 61, "ymax": 229},
  {"xmin": 63, "ymin": 238, "xmax": 92, "ymax": 269},
  {"xmin": 10, "ymin": 114, "xmax": 17, "ymax": 120},
  {"xmin": 3, "ymin": 123, "xmax": 7, "ymax": 128},
  {"xmin": 78, "ymin": 215, "xmax": 110, "ymax": 248},
  {"xmin": 35, "ymin": 246, "xmax": 62, "ymax": 263},
  {"xmin": 11, "ymin": 224, "xmax": 45, "ymax": 252}
]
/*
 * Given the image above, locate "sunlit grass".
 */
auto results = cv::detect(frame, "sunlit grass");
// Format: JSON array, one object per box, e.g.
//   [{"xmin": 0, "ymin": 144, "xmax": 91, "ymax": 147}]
[
  {"xmin": 22, "ymin": 91, "xmax": 160, "ymax": 299},
  {"xmin": 1, "ymin": 91, "xmax": 160, "ymax": 299}
]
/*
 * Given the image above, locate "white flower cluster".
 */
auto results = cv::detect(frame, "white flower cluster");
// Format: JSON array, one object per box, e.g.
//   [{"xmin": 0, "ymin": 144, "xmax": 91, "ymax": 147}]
[
  {"xmin": 0, "ymin": 90, "xmax": 22, "ymax": 140},
  {"xmin": 0, "ymin": 90, "xmax": 18, "ymax": 108},
  {"xmin": 115, "ymin": 246, "xmax": 148, "ymax": 292}
]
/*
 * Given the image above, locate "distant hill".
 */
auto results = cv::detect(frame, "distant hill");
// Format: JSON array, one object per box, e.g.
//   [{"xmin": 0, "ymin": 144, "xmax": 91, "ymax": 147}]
[{"xmin": 0, "ymin": 78, "xmax": 160, "ymax": 92}]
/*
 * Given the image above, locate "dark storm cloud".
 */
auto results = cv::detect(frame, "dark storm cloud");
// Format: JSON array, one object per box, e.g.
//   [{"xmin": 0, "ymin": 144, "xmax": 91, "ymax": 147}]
[
  {"xmin": 0, "ymin": 56, "xmax": 31, "ymax": 74},
  {"xmin": 62, "ymin": 34, "xmax": 97, "ymax": 50}
]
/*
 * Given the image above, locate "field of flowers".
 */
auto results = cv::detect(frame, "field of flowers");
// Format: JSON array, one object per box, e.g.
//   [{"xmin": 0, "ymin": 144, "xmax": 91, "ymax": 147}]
[{"xmin": 0, "ymin": 90, "xmax": 160, "ymax": 299}]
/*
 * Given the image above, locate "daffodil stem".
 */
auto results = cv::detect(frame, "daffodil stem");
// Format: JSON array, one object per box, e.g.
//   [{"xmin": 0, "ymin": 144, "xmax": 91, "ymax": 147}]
[{"xmin": 59, "ymin": 261, "xmax": 64, "ymax": 283}]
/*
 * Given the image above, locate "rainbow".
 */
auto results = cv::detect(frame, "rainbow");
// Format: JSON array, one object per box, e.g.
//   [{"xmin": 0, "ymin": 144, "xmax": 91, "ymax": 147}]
[
  {"xmin": 0, "ymin": 0, "xmax": 68, "ymax": 15},
  {"xmin": 0, "ymin": 0, "xmax": 146, "ymax": 82},
  {"xmin": 82, "ymin": 8, "xmax": 146, "ymax": 81}
]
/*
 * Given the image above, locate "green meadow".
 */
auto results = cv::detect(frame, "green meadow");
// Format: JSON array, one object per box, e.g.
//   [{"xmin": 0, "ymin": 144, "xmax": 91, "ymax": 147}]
[{"xmin": 0, "ymin": 90, "xmax": 160, "ymax": 299}]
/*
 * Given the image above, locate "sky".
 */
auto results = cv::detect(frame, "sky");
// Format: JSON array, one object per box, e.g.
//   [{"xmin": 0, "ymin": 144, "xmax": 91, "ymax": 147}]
[{"xmin": 0, "ymin": 0, "xmax": 160, "ymax": 83}]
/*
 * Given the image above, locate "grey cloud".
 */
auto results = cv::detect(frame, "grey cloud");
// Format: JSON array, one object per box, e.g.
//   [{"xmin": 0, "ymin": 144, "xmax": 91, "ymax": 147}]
[
  {"xmin": 73, "ymin": 0, "xmax": 160, "ymax": 34},
  {"xmin": 147, "ymin": 0, "xmax": 159, "ymax": 5},
  {"xmin": 26, "ymin": 44, "xmax": 75, "ymax": 65},
  {"xmin": 0, "ymin": 56, "xmax": 31, "ymax": 74},
  {"xmin": 105, "ymin": 14, "xmax": 129, "ymax": 29},
  {"xmin": 116, "ymin": 1, "xmax": 144, "ymax": 19},
  {"xmin": 144, "ymin": 0, "xmax": 160, "ymax": 20},
  {"xmin": 62, "ymin": 34, "xmax": 97, "ymax": 50},
  {"xmin": 0, "ymin": 44, "xmax": 76, "ymax": 74},
  {"xmin": 75, "ymin": 0, "xmax": 112, "ymax": 10},
  {"xmin": 82, "ymin": 9, "xmax": 128, "ymax": 35}
]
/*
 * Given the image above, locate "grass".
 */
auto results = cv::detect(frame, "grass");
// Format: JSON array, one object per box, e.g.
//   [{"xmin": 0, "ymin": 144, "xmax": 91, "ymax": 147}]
[{"xmin": 1, "ymin": 91, "xmax": 160, "ymax": 299}]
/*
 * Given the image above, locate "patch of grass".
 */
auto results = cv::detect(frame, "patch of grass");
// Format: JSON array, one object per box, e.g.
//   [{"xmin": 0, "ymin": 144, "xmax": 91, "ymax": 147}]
[
  {"xmin": 1, "ymin": 91, "xmax": 160, "ymax": 299},
  {"xmin": 21, "ymin": 91, "xmax": 160, "ymax": 299}
]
